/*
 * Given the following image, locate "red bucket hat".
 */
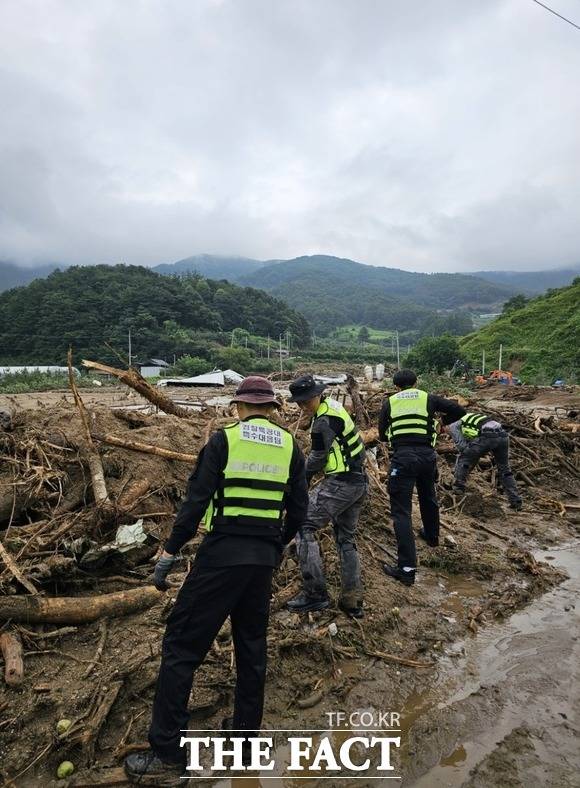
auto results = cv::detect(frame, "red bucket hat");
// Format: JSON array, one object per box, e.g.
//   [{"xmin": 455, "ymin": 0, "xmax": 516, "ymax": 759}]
[{"xmin": 231, "ymin": 376, "xmax": 279, "ymax": 407}]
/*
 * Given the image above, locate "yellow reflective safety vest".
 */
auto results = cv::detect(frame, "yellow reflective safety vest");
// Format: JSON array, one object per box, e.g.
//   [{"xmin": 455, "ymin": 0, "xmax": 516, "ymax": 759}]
[
  {"xmin": 387, "ymin": 388, "xmax": 436, "ymax": 446},
  {"xmin": 315, "ymin": 397, "xmax": 364, "ymax": 475},
  {"xmin": 203, "ymin": 417, "xmax": 294, "ymax": 532},
  {"xmin": 461, "ymin": 413, "xmax": 490, "ymax": 439}
]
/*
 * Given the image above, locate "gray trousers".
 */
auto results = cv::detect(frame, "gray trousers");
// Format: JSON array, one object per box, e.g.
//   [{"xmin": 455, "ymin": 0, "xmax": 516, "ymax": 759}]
[
  {"xmin": 454, "ymin": 430, "xmax": 521, "ymax": 504},
  {"xmin": 297, "ymin": 475, "xmax": 367, "ymax": 607}
]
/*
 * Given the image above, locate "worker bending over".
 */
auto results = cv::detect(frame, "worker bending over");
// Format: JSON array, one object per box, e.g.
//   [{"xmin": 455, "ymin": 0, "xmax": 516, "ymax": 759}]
[
  {"xmin": 287, "ymin": 374, "xmax": 367, "ymax": 618},
  {"xmin": 446, "ymin": 412, "xmax": 522, "ymax": 510},
  {"xmin": 125, "ymin": 377, "xmax": 308, "ymax": 781},
  {"xmin": 379, "ymin": 369, "xmax": 465, "ymax": 586}
]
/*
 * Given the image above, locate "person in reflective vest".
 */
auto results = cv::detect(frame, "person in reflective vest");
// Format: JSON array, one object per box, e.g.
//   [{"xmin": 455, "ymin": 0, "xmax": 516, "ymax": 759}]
[
  {"xmin": 446, "ymin": 412, "xmax": 522, "ymax": 509},
  {"xmin": 285, "ymin": 374, "xmax": 367, "ymax": 618},
  {"xmin": 125, "ymin": 377, "xmax": 308, "ymax": 782},
  {"xmin": 378, "ymin": 369, "xmax": 466, "ymax": 586}
]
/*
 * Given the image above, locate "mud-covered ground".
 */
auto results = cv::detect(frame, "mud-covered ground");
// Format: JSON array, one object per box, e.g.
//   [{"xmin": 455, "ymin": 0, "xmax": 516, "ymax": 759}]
[{"xmin": 0, "ymin": 383, "xmax": 578, "ymax": 786}]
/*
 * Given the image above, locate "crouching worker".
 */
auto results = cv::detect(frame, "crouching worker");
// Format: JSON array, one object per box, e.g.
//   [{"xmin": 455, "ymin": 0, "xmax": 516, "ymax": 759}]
[
  {"xmin": 447, "ymin": 412, "xmax": 522, "ymax": 510},
  {"xmin": 125, "ymin": 377, "xmax": 308, "ymax": 781},
  {"xmin": 286, "ymin": 374, "xmax": 367, "ymax": 618}
]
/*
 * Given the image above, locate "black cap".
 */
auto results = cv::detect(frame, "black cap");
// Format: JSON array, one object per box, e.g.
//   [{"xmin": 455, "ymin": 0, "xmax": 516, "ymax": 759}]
[{"xmin": 288, "ymin": 374, "xmax": 326, "ymax": 403}]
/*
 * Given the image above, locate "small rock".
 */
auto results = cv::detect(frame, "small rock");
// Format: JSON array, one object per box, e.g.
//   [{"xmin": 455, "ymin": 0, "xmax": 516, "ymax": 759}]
[
  {"xmin": 443, "ymin": 534, "xmax": 457, "ymax": 547},
  {"xmin": 328, "ymin": 622, "xmax": 338, "ymax": 636}
]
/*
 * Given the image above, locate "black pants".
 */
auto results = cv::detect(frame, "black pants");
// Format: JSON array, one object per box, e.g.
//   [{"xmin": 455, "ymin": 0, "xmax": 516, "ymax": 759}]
[
  {"xmin": 388, "ymin": 445, "xmax": 439, "ymax": 569},
  {"xmin": 454, "ymin": 430, "xmax": 521, "ymax": 505},
  {"xmin": 148, "ymin": 562, "xmax": 273, "ymax": 764}
]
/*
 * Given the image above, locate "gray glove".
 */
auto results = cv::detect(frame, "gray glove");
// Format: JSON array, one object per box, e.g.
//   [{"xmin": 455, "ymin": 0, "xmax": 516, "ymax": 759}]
[{"xmin": 153, "ymin": 554, "xmax": 176, "ymax": 591}]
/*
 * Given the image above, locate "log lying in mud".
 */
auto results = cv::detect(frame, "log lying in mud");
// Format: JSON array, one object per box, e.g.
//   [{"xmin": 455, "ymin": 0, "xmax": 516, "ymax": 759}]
[
  {"xmin": 0, "ymin": 586, "xmax": 161, "ymax": 625},
  {"xmin": 0, "ymin": 632, "xmax": 24, "ymax": 685}
]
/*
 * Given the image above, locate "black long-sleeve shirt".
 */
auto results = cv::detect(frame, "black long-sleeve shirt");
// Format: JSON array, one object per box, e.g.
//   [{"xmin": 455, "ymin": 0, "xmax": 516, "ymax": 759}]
[
  {"xmin": 379, "ymin": 392, "xmax": 466, "ymax": 448},
  {"xmin": 165, "ymin": 419, "xmax": 308, "ymax": 567}
]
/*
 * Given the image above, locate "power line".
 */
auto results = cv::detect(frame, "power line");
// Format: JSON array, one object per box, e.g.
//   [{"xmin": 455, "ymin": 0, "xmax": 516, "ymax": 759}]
[{"xmin": 530, "ymin": 0, "xmax": 580, "ymax": 30}]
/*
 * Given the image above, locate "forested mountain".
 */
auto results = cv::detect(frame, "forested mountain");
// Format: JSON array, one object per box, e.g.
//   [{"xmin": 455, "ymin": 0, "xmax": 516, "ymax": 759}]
[
  {"xmin": 153, "ymin": 254, "xmax": 268, "ymax": 281},
  {"xmin": 472, "ymin": 267, "xmax": 580, "ymax": 295},
  {"xmin": 0, "ymin": 261, "xmax": 63, "ymax": 293},
  {"xmin": 460, "ymin": 279, "xmax": 580, "ymax": 382},
  {"xmin": 242, "ymin": 255, "xmax": 512, "ymax": 309},
  {"xmin": 0, "ymin": 265, "xmax": 310, "ymax": 364}
]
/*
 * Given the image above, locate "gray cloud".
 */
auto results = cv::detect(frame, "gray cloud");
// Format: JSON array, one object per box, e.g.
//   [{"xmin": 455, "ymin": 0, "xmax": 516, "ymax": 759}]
[{"xmin": 1, "ymin": 0, "xmax": 579, "ymax": 272}]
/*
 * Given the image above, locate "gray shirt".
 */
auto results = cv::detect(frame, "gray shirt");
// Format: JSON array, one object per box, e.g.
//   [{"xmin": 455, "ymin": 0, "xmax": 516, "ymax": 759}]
[{"xmin": 448, "ymin": 418, "xmax": 502, "ymax": 452}]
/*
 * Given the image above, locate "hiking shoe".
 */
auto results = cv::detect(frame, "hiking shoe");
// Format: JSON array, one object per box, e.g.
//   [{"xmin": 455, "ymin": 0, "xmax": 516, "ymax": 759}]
[
  {"xmin": 287, "ymin": 592, "xmax": 330, "ymax": 613},
  {"xmin": 125, "ymin": 750, "xmax": 184, "ymax": 781},
  {"xmin": 382, "ymin": 564, "xmax": 415, "ymax": 586},
  {"xmin": 288, "ymin": 592, "xmax": 330, "ymax": 613},
  {"xmin": 418, "ymin": 528, "xmax": 439, "ymax": 547},
  {"xmin": 509, "ymin": 499, "xmax": 523, "ymax": 511},
  {"xmin": 339, "ymin": 600, "xmax": 364, "ymax": 619}
]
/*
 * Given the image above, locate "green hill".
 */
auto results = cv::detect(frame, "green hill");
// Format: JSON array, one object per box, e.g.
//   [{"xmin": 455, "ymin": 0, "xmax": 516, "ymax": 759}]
[
  {"xmin": 243, "ymin": 255, "xmax": 513, "ymax": 311},
  {"xmin": 473, "ymin": 267, "xmax": 580, "ymax": 295},
  {"xmin": 460, "ymin": 280, "xmax": 580, "ymax": 383},
  {"xmin": 153, "ymin": 254, "xmax": 268, "ymax": 281},
  {"xmin": 0, "ymin": 265, "xmax": 310, "ymax": 365}
]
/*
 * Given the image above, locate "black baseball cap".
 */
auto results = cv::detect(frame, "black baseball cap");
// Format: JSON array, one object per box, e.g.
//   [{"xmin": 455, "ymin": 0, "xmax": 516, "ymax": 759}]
[{"xmin": 288, "ymin": 374, "xmax": 326, "ymax": 403}]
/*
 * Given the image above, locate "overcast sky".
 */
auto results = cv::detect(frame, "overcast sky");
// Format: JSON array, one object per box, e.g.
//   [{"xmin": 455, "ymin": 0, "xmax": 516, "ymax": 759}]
[{"xmin": 1, "ymin": 0, "xmax": 579, "ymax": 273}]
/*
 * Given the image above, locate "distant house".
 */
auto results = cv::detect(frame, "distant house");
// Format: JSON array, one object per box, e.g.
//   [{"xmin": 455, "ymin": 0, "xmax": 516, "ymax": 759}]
[{"xmin": 137, "ymin": 358, "xmax": 170, "ymax": 378}]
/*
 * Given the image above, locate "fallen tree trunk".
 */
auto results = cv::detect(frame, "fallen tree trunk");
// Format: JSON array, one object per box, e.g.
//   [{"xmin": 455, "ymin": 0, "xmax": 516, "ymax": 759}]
[
  {"xmin": 0, "ymin": 632, "xmax": 24, "ymax": 685},
  {"xmin": 93, "ymin": 433, "xmax": 197, "ymax": 464},
  {"xmin": 82, "ymin": 360, "xmax": 192, "ymax": 418},
  {"xmin": 0, "ymin": 586, "xmax": 161, "ymax": 624}
]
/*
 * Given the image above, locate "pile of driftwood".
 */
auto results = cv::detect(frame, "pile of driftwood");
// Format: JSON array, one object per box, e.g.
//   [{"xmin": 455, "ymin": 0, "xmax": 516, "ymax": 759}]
[{"xmin": 0, "ymin": 361, "xmax": 578, "ymax": 784}]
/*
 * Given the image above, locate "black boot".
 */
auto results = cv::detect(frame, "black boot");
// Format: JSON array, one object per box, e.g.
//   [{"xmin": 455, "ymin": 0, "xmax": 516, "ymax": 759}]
[
  {"xmin": 509, "ymin": 498, "xmax": 523, "ymax": 511},
  {"xmin": 125, "ymin": 750, "xmax": 184, "ymax": 781},
  {"xmin": 339, "ymin": 600, "xmax": 364, "ymax": 619},
  {"xmin": 418, "ymin": 528, "xmax": 439, "ymax": 547},
  {"xmin": 287, "ymin": 591, "xmax": 330, "ymax": 613},
  {"xmin": 221, "ymin": 718, "xmax": 253, "ymax": 768},
  {"xmin": 382, "ymin": 564, "xmax": 415, "ymax": 586}
]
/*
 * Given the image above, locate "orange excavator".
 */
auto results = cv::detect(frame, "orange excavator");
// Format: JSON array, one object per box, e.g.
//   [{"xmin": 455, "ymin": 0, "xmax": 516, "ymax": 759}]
[{"xmin": 475, "ymin": 369, "xmax": 515, "ymax": 386}]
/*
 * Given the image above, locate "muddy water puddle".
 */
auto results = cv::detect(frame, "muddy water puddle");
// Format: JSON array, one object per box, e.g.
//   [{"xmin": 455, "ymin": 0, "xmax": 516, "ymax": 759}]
[{"xmin": 407, "ymin": 542, "xmax": 580, "ymax": 787}]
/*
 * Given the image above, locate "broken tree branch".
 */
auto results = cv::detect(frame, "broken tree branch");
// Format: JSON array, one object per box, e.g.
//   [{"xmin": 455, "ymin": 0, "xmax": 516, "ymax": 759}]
[
  {"xmin": 68, "ymin": 350, "xmax": 109, "ymax": 505},
  {"xmin": 0, "ymin": 540, "xmax": 38, "ymax": 595},
  {"xmin": 92, "ymin": 433, "xmax": 197, "ymax": 463},
  {"xmin": 82, "ymin": 359, "xmax": 192, "ymax": 418}
]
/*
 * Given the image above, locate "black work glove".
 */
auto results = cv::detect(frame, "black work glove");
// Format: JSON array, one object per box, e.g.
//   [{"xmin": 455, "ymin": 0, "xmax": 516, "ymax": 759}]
[{"xmin": 153, "ymin": 554, "xmax": 176, "ymax": 591}]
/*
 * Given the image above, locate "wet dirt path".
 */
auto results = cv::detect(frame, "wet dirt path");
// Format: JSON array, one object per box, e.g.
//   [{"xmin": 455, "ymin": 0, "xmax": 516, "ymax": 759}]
[{"xmin": 404, "ymin": 542, "xmax": 580, "ymax": 787}]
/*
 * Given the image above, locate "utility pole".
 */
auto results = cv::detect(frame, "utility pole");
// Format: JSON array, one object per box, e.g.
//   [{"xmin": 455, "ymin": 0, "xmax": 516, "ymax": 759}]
[
  {"xmin": 391, "ymin": 335, "xmax": 395, "ymax": 358},
  {"xmin": 396, "ymin": 331, "xmax": 400, "ymax": 369},
  {"xmin": 279, "ymin": 335, "xmax": 283, "ymax": 377},
  {"xmin": 128, "ymin": 329, "xmax": 132, "ymax": 368},
  {"xmin": 498, "ymin": 344, "xmax": 503, "ymax": 371}
]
